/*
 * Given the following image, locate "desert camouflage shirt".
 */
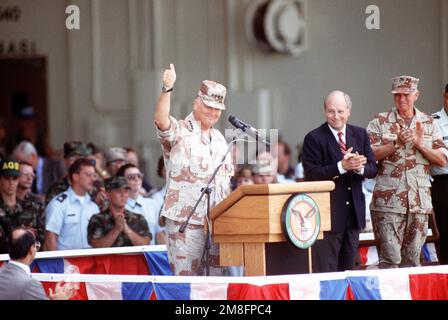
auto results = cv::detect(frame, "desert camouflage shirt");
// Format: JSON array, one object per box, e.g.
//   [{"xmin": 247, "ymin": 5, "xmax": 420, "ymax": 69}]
[
  {"xmin": 87, "ymin": 209, "xmax": 151, "ymax": 247},
  {"xmin": 367, "ymin": 106, "xmax": 447, "ymax": 214},
  {"xmin": 155, "ymin": 112, "xmax": 233, "ymax": 225}
]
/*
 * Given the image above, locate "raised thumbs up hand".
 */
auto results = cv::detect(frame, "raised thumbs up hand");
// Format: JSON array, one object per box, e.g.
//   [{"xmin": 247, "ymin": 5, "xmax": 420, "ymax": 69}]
[{"xmin": 162, "ymin": 63, "xmax": 176, "ymax": 90}]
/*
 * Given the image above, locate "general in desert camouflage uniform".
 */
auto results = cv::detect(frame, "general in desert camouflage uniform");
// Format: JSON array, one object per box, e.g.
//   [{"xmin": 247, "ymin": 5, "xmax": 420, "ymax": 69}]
[
  {"xmin": 0, "ymin": 159, "xmax": 45, "ymax": 253},
  {"xmin": 154, "ymin": 64, "xmax": 233, "ymax": 276},
  {"xmin": 87, "ymin": 176, "xmax": 151, "ymax": 247},
  {"xmin": 367, "ymin": 75, "xmax": 448, "ymax": 268}
]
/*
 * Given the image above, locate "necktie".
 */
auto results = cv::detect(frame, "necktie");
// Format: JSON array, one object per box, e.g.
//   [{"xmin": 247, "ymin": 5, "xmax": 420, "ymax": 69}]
[{"xmin": 337, "ymin": 131, "xmax": 346, "ymax": 154}]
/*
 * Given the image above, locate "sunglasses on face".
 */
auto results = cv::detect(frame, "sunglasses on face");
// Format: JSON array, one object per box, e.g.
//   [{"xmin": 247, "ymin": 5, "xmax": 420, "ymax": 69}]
[{"xmin": 125, "ymin": 173, "xmax": 144, "ymax": 181}]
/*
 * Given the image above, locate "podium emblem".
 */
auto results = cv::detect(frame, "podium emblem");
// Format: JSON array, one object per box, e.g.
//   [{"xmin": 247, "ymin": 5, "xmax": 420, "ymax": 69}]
[{"xmin": 282, "ymin": 193, "xmax": 320, "ymax": 249}]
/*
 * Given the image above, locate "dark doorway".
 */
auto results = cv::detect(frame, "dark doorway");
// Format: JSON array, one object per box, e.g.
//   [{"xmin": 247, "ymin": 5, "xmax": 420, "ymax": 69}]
[{"xmin": 0, "ymin": 56, "xmax": 49, "ymax": 157}]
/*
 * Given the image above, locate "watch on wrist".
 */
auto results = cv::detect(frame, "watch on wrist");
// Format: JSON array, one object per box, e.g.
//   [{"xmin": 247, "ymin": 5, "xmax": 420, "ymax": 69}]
[{"xmin": 162, "ymin": 85, "xmax": 173, "ymax": 93}]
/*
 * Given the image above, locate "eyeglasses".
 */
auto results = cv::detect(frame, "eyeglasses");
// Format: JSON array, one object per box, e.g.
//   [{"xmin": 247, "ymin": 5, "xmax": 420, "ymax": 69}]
[
  {"xmin": 125, "ymin": 173, "xmax": 144, "ymax": 181},
  {"xmin": 21, "ymin": 173, "xmax": 36, "ymax": 179},
  {"xmin": 81, "ymin": 172, "xmax": 98, "ymax": 179},
  {"xmin": 109, "ymin": 159, "xmax": 126, "ymax": 166},
  {"xmin": 34, "ymin": 241, "xmax": 41, "ymax": 250}
]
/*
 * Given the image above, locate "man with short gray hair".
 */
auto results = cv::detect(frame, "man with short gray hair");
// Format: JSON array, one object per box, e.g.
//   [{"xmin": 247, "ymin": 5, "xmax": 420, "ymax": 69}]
[
  {"xmin": 367, "ymin": 75, "xmax": 448, "ymax": 268},
  {"xmin": 12, "ymin": 141, "xmax": 64, "ymax": 198}
]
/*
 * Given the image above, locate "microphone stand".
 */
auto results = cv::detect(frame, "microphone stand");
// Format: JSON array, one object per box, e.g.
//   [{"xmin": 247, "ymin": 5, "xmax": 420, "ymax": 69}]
[{"xmin": 179, "ymin": 131, "xmax": 244, "ymax": 276}]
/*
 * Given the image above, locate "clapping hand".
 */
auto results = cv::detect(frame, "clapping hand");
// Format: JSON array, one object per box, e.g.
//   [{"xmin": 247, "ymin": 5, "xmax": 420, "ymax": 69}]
[
  {"xmin": 397, "ymin": 125, "xmax": 414, "ymax": 145},
  {"xmin": 412, "ymin": 121, "xmax": 424, "ymax": 148},
  {"xmin": 49, "ymin": 281, "xmax": 77, "ymax": 300},
  {"xmin": 114, "ymin": 214, "xmax": 126, "ymax": 232},
  {"xmin": 342, "ymin": 147, "xmax": 367, "ymax": 171}
]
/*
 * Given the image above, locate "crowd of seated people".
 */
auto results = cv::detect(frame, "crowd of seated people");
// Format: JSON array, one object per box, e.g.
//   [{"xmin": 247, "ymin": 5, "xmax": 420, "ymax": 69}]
[
  {"xmin": 0, "ymin": 134, "xmax": 306, "ymax": 255},
  {"xmin": 0, "ymin": 140, "xmax": 168, "ymax": 254}
]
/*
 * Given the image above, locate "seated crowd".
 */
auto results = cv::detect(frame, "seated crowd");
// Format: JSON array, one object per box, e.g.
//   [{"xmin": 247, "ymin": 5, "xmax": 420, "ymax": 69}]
[
  {"xmin": 0, "ymin": 141, "xmax": 170, "ymax": 253},
  {"xmin": 0, "ymin": 141, "xmax": 303, "ymax": 253},
  {"xmin": 0, "ymin": 138, "xmax": 301, "ymax": 254}
]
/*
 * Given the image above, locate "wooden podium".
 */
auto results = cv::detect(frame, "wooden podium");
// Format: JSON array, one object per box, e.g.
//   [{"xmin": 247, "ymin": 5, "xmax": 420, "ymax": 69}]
[{"xmin": 210, "ymin": 182, "xmax": 335, "ymax": 276}]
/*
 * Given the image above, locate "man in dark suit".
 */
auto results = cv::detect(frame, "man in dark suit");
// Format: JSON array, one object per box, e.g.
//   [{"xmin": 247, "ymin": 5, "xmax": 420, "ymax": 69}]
[
  {"xmin": 0, "ymin": 227, "xmax": 75, "ymax": 300},
  {"xmin": 302, "ymin": 90, "xmax": 377, "ymax": 272}
]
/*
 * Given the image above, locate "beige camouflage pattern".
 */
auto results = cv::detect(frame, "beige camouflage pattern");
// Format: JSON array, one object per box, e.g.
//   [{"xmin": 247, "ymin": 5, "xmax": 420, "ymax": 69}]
[
  {"xmin": 391, "ymin": 75, "xmax": 419, "ymax": 94},
  {"xmin": 197, "ymin": 80, "xmax": 227, "ymax": 110},
  {"xmin": 367, "ymin": 107, "xmax": 446, "ymax": 214},
  {"xmin": 156, "ymin": 112, "xmax": 233, "ymax": 226},
  {"xmin": 371, "ymin": 210, "xmax": 428, "ymax": 268},
  {"xmin": 165, "ymin": 218, "xmax": 222, "ymax": 276}
]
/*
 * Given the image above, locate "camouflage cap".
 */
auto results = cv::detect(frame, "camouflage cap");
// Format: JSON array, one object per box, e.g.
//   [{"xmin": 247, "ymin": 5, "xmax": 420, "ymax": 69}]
[
  {"xmin": 104, "ymin": 147, "xmax": 127, "ymax": 164},
  {"xmin": 64, "ymin": 141, "xmax": 92, "ymax": 158},
  {"xmin": 391, "ymin": 75, "xmax": 420, "ymax": 94},
  {"xmin": 0, "ymin": 159, "xmax": 21, "ymax": 177},
  {"xmin": 105, "ymin": 176, "xmax": 130, "ymax": 191},
  {"xmin": 252, "ymin": 158, "xmax": 276, "ymax": 176},
  {"xmin": 198, "ymin": 80, "xmax": 226, "ymax": 110}
]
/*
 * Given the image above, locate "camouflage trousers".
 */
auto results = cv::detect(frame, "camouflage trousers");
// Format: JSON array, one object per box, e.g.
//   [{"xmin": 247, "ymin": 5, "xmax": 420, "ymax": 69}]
[
  {"xmin": 371, "ymin": 211, "xmax": 428, "ymax": 268},
  {"xmin": 165, "ymin": 218, "xmax": 226, "ymax": 276}
]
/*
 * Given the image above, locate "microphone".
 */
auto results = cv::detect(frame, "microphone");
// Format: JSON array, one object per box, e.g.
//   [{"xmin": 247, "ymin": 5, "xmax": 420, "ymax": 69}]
[{"xmin": 228, "ymin": 115, "xmax": 270, "ymax": 146}]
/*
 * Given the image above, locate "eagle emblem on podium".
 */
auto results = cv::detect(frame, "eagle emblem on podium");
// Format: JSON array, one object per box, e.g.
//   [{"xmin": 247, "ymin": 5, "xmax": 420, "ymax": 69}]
[{"xmin": 282, "ymin": 193, "xmax": 321, "ymax": 249}]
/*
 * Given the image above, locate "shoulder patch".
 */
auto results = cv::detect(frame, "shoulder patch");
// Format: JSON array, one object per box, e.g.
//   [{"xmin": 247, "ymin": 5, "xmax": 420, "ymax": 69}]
[{"xmin": 57, "ymin": 194, "xmax": 68, "ymax": 203}]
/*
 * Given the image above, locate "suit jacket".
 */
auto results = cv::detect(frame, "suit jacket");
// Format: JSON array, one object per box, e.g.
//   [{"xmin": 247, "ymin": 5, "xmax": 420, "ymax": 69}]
[
  {"xmin": 0, "ymin": 262, "xmax": 48, "ymax": 300},
  {"xmin": 302, "ymin": 123, "xmax": 377, "ymax": 233}
]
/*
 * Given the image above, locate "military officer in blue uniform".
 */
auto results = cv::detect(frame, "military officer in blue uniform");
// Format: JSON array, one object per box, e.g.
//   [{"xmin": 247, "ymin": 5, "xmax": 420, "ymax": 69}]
[
  {"xmin": 44, "ymin": 158, "xmax": 100, "ymax": 251},
  {"xmin": 431, "ymin": 83, "xmax": 448, "ymax": 264}
]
